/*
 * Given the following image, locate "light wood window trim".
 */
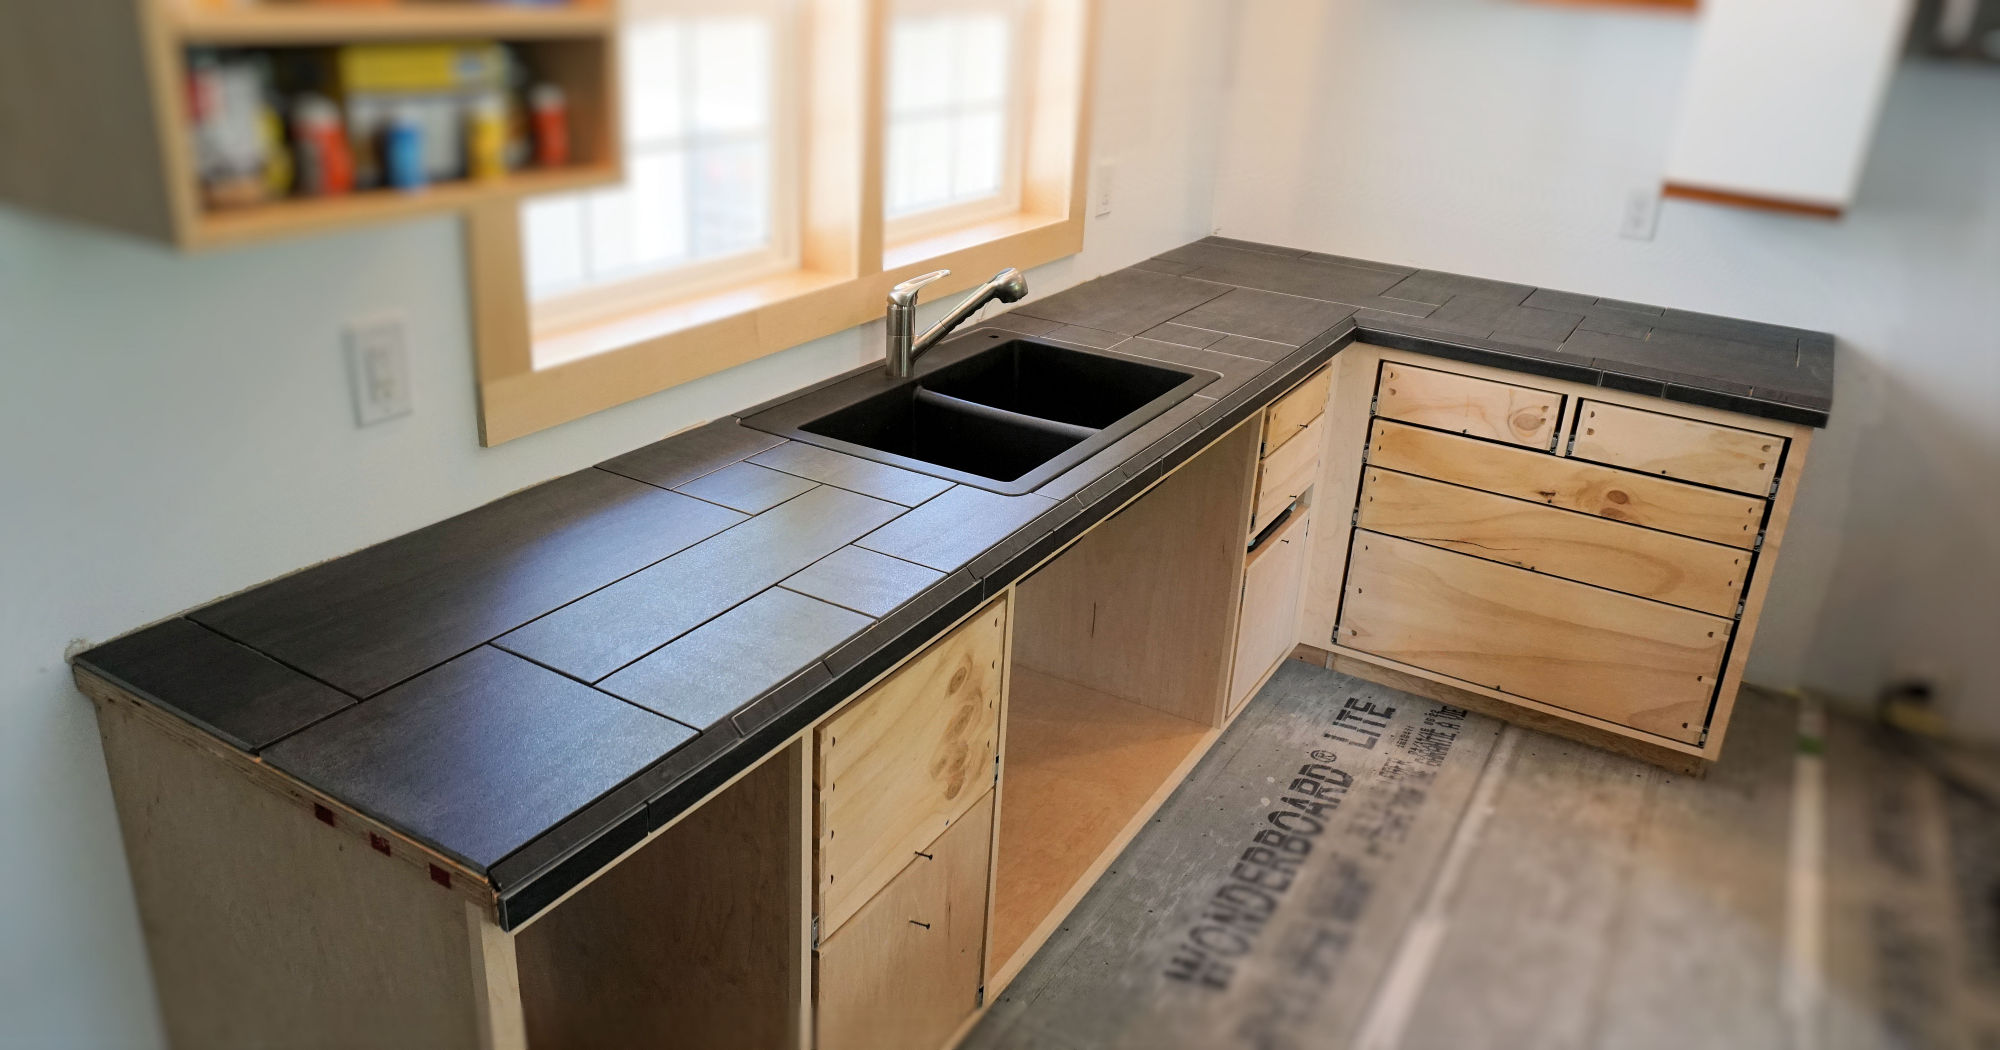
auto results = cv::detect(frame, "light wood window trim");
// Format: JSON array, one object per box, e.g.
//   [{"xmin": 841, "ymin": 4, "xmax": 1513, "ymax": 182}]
[{"xmin": 468, "ymin": 0, "xmax": 1094, "ymax": 446}]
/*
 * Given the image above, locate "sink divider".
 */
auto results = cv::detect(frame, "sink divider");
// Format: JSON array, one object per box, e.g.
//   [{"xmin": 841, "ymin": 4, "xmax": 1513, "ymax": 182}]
[{"xmin": 912, "ymin": 386, "xmax": 1102, "ymax": 442}]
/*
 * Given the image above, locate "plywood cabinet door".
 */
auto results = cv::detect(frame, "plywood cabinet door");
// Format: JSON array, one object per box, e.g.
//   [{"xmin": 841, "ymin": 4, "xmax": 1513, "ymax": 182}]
[
  {"xmin": 817, "ymin": 599, "xmax": 1005, "ymax": 938},
  {"xmin": 817, "ymin": 792, "xmax": 995, "ymax": 1050},
  {"xmin": 1230, "ymin": 511, "xmax": 1311, "ymax": 712}
]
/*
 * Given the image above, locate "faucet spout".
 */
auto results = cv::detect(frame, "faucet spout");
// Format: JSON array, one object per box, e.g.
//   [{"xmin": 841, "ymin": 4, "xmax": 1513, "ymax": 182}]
[{"xmin": 885, "ymin": 267, "xmax": 1028, "ymax": 378}]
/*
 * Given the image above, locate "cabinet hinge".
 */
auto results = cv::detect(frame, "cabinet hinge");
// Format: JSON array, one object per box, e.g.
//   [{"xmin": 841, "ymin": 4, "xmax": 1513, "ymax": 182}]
[
  {"xmin": 1368, "ymin": 394, "xmax": 1379, "ymax": 414},
  {"xmin": 1698, "ymin": 726, "xmax": 1710, "ymax": 747},
  {"xmin": 1735, "ymin": 601, "xmax": 1745, "ymax": 620},
  {"xmin": 977, "ymin": 985, "xmax": 986, "ymax": 1008},
  {"xmin": 812, "ymin": 915, "xmax": 821, "ymax": 949},
  {"xmin": 1565, "ymin": 435, "xmax": 1576, "ymax": 455},
  {"xmin": 1754, "ymin": 532, "xmax": 1765, "ymax": 551},
  {"xmin": 1769, "ymin": 477, "xmax": 1781, "ymax": 498}
]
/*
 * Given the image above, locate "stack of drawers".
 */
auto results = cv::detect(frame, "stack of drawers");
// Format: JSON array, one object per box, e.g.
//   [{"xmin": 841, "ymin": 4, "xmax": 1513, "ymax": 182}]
[
  {"xmin": 1334, "ymin": 361, "xmax": 1787, "ymax": 745},
  {"xmin": 814, "ymin": 602, "xmax": 1006, "ymax": 1050}
]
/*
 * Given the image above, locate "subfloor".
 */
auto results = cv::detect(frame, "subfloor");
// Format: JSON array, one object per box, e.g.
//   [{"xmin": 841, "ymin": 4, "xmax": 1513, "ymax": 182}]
[{"xmin": 963, "ymin": 659, "xmax": 2000, "ymax": 1050}]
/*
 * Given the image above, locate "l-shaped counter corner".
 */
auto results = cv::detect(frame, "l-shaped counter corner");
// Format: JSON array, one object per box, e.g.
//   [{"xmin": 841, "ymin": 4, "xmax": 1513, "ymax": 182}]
[{"xmin": 71, "ymin": 237, "xmax": 1833, "ymax": 1050}]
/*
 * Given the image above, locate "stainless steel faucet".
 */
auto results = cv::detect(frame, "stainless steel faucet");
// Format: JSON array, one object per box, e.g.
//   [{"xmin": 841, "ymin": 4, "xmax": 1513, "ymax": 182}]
[{"xmin": 885, "ymin": 267, "xmax": 1028, "ymax": 378}]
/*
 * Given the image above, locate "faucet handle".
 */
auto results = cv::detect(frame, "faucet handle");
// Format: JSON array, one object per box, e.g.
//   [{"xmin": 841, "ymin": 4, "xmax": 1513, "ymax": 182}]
[{"xmin": 889, "ymin": 269, "xmax": 951, "ymax": 307}]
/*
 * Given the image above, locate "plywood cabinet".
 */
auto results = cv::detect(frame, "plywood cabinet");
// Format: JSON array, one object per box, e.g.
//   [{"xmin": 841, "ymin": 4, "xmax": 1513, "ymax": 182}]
[{"xmin": 1304, "ymin": 345, "xmax": 1813, "ymax": 765}]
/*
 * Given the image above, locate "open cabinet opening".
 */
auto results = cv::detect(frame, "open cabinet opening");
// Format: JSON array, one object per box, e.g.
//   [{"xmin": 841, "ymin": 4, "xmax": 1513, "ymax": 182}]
[
  {"xmin": 514, "ymin": 742, "xmax": 805, "ymax": 1050},
  {"xmin": 990, "ymin": 419, "xmax": 1261, "ymax": 978}
]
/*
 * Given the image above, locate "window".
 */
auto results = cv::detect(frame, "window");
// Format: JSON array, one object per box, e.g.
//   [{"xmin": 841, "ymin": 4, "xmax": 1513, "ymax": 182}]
[
  {"xmin": 883, "ymin": 4, "xmax": 1025, "ymax": 237},
  {"xmin": 522, "ymin": 5, "xmax": 793, "ymax": 330},
  {"xmin": 468, "ymin": 0, "xmax": 1092, "ymax": 446}
]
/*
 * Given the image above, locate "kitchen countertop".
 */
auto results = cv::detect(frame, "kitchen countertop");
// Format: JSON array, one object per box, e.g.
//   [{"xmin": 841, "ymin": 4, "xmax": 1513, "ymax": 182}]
[{"xmin": 75, "ymin": 237, "xmax": 1836, "ymax": 927}]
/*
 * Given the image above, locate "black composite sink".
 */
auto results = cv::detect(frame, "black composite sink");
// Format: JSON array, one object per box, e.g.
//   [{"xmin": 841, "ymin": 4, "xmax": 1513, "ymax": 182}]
[{"xmin": 742, "ymin": 335, "xmax": 1219, "ymax": 495}]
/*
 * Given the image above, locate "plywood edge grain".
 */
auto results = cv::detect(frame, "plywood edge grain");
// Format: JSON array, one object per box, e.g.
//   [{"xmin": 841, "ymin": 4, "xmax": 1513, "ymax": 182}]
[{"xmin": 75, "ymin": 666, "xmax": 497, "ymax": 916}]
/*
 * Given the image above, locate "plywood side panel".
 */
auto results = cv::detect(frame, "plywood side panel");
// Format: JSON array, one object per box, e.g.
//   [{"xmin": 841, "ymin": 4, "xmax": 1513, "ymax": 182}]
[
  {"xmin": 1011, "ymin": 417, "xmax": 1261, "ymax": 726},
  {"xmin": 1297, "ymin": 346, "xmax": 1381, "ymax": 653},
  {"xmin": 92, "ymin": 693, "xmax": 496, "ymax": 1050},
  {"xmin": 1375, "ymin": 360, "xmax": 1563, "ymax": 449},
  {"xmin": 515, "ymin": 743, "xmax": 803, "ymax": 1050},
  {"xmin": 817, "ymin": 792, "xmax": 994, "ymax": 1050},
  {"xmin": 1357, "ymin": 468, "xmax": 1750, "ymax": 616},
  {"xmin": 1571, "ymin": 399, "xmax": 1783, "ymax": 496},
  {"xmin": 1339, "ymin": 532, "xmax": 1729, "ymax": 743},
  {"xmin": 1369, "ymin": 419, "xmax": 1766, "ymax": 548},
  {"xmin": 817, "ymin": 601, "xmax": 1005, "ymax": 938}
]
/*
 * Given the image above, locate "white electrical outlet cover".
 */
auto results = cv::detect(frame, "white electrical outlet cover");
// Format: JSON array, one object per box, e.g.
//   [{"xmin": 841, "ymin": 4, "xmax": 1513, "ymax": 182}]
[{"xmin": 346, "ymin": 316, "xmax": 414, "ymax": 427}]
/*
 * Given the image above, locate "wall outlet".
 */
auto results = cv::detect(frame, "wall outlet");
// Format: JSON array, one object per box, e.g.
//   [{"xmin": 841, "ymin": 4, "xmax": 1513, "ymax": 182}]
[
  {"xmin": 1619, "ymin": 187, "xmax": 1661, "ymax": 241},
  {"xmin": 1094, "ymin": 160, "xmax": 1116, "ymax": 218},
  {"xmin": 345, "ymin": 316, "xmax": 414, "ymax": 427}
]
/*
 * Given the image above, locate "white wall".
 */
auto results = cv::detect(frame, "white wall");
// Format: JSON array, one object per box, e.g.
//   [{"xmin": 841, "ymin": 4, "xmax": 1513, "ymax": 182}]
[
  {"xmin": 0, "ymin": 2, "xmax": 1228, "ymax": 1043},
  {"xmin": 1214, "ymin": 0, "xmax": 2000, "ymax": 740}
]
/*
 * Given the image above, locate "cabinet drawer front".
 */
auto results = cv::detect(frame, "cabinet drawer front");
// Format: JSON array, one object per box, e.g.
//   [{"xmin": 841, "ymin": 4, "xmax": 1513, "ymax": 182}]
[
  {"xmin": 1231, "ymin": 511, "xmax": 1311, "ymax": 710},
  {"xmin": 1571, "ymin": 400, "xmax": 1783, "ymax": 496},
  {"xmin": 1375, "ymin": 361, "xmax": 1563, "ymax": 450},
  {"xmin": 1356, "ymin": 469, "xmax": 1749, "ymax": 616},
  {"xmin": 1368, "ymin": 419, "xmax": 1764, "ymax": 549},
  {"xmin": 817, "ymin": 791, "xmax": 993, "ymax": 1050},
  {"xmin": 1339, "ymin": 533, "xmax": 1728, "ymax": 743},
  {"xmin": 817, "ymin": 600, "xmax": 1005, "ymax": 937},
  {"xmin": 1261, "ymin": 364, "xmax": 1331, "ymax": 458},
  {"xmin": 1252, "ymin": 413, "xmax": 1324, "ymax": 537}
]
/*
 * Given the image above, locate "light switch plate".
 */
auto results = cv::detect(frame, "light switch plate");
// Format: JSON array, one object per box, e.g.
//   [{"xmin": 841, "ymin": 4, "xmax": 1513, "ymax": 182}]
[
  {"xmin": 345, "ymin": 316, "xmax": 414, "ymax": 427},
  {"xmin": 1619, "ymin": 187, "xmax": 1661, "ymax": 241}
]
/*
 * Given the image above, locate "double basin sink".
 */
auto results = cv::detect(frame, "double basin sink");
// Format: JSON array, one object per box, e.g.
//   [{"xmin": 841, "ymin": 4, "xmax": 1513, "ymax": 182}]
[{"xmin": 744, "ymin": 332, "xmax": 1220, "ymax": 495}]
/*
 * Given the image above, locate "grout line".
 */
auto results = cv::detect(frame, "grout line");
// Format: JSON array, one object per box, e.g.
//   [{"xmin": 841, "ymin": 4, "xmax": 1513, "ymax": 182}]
[
  {"xmin": 1782, "ymin": 694, "xmax": 1827, "ymax": 1050},
  {"xmin": 1349, "ymin": 725, "xmax": 1520, "ymax": 1050}
]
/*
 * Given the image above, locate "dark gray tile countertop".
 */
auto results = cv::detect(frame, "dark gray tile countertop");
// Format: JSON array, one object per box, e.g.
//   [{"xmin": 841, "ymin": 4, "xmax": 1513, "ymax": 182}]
[{"xmin": 74, "ymin": 237, "xmax": 1834, "ymax": 927}]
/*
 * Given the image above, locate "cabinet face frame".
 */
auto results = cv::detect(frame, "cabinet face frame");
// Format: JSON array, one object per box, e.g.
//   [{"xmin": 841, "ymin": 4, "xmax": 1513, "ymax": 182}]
[{"xmin": 1299, "ymin": 342, "xmax": 1814, "ymax": 762}]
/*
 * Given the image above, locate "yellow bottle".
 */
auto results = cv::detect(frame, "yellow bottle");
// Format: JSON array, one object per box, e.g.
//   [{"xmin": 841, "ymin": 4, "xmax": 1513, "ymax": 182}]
[{"xmin": 467, "ymin": 93, "xmax": 509, "ymax": 180}]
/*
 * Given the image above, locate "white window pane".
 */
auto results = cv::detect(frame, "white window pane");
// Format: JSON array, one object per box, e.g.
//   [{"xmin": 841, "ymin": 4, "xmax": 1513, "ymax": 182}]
[
  {"xmin": 693, "ymin": 19, "xmax": 770, "ymax": 134},
  {"xmin": 692, "ymin": 139, "xmax": 771, "ymax": 257},
  {"xmin": 625, "ymin": 20, "xmax": 684, "ymax": 144},
  {"xmin": 627, "ymin": 150, "xmax": 689, "ymax": 270},
  {"xmin": 584, "ymin": 185, "xmax": 636, "ymax": 277},
  {"xmin": 523, "ymin": 195, "xmax": 586, "ymax": 298},
  {"xmin": 955, "ymin": 15, "xmax": 1010, "ymax": 105},
  {"xmin": 890, "ymin": 17, "xmax": 955, "ymax": 115},
  {"xmin": 951, "ymin": 108, "xmax": 1003, "ymax": 199},
  {"xmin": 887, "ymin": 116, "xmax": 954, "ymax": 216}
]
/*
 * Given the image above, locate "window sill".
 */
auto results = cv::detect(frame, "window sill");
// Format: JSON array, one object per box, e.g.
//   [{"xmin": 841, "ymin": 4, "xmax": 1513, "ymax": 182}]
[{"xmin": 476, "ymin": 207, "xmax": 1085, "ymax": 445}]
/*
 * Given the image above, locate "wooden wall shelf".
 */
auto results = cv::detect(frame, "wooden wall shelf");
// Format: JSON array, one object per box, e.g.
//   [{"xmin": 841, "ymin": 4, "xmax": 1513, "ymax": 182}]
[
  {"xmin": 0, "ymin": 1, "xmax": 620, "ymax": 250},
  {"xmin": 169, "ymin": 3, "xmax": 613, "ymax": 46}
]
